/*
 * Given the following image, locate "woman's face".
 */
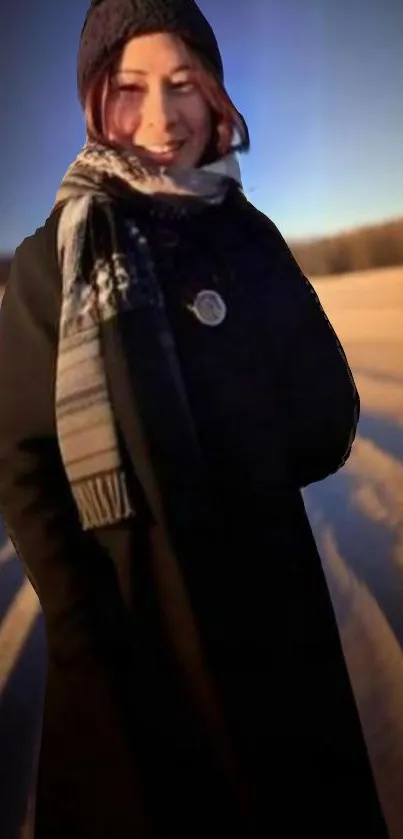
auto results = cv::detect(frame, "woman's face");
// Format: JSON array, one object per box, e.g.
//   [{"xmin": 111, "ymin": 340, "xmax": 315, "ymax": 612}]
[{"xmin": 104, "ymin": 32, "xmax": 212, "ymax": 167}]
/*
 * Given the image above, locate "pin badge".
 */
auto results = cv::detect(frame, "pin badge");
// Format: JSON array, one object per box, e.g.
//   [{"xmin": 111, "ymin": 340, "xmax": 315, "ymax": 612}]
[{"xmin": 187, "ymin": 289, "xmax": 227, "ymax": 327}]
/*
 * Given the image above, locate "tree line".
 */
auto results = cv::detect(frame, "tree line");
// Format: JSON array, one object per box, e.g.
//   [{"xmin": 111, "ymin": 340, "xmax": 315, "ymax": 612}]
[{"xmin": 289, "ymin": 216, "xmax": 403, "ymax": 277}]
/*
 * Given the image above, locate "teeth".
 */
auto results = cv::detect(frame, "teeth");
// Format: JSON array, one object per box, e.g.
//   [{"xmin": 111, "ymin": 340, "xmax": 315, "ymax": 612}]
[{"xmin": 146, "ymin": 144, "xmax": 180, "ymax": 153}]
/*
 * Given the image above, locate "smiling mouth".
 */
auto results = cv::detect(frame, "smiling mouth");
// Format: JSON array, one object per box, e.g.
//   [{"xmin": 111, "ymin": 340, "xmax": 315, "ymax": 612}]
[{"xmin": 138, "ymin": 141, "xmax": 185, "ymax": 163}]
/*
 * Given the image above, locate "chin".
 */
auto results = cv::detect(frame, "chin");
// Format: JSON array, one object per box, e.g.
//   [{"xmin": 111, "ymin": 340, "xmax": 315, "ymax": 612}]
[{"xmin": 175, "ymin": 146, "xmax": 205, "ymax": 168}]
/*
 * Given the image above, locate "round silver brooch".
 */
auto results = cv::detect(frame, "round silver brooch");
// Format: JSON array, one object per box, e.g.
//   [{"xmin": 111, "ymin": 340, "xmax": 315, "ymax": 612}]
[{"xmin": 187, "ymin": 290, "xmax": 227, "ymax": 327}]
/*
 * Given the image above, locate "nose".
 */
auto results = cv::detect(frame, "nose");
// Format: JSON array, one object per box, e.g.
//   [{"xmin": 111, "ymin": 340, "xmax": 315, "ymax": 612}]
[{"xmin": 139, "ymin": 83, "xmax": 178, "ymax": 134}]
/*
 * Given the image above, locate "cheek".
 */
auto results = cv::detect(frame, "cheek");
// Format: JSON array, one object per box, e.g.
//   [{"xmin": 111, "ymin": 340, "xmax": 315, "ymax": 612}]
[
  {"xmin": 185, "ymin": 99, "xmax": 212, "ymax": 146},
  {"xmin": 104, "ymin": 99, "xmax": 140, "ymax": 143}
]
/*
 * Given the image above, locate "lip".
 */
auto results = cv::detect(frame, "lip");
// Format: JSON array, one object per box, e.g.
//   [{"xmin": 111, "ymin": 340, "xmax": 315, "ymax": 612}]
[{"xmin": 138, "ymin": 141, "xmax": 185, "ymax": 165}]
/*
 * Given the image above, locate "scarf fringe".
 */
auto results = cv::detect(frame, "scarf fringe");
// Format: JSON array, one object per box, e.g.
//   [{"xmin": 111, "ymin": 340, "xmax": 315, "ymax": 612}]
[{"xmin": 72, "ymin": 470, "xmax": 135, "ymax": 530}]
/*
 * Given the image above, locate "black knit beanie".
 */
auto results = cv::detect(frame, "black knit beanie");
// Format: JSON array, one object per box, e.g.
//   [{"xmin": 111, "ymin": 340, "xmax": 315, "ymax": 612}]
[{"xmin": 77, "ymin": 0, "xmax": 224, "ymax": 105}]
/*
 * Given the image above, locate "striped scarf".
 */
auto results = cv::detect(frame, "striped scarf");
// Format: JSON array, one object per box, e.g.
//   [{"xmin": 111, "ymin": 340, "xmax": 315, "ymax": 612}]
[
  {"xmin": 54, "ymin": 144, "xmax": 254, "ymax": 803},
  {"xmin": 54, "ymin": 141, "xmax": 242, "ymax": 530}
]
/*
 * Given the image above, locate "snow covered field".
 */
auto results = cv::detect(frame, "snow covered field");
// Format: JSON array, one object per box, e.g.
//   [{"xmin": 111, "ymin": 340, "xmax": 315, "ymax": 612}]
[{"xmin": 306, "ymin": 265, "xmax": 403, "ymax": 837}]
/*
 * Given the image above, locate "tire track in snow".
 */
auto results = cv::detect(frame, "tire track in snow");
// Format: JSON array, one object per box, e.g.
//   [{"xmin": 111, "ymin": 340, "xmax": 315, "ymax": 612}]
[
  {"xmin": 305, "ymin": 431, "xmax": 403, "ymax": 839},
  {"xmin": 310, "ymin": 520, "xmax": 403, "ymax": 839},
  {"xmin": 344, "ymin": 435, "xmax": 403, "ymax": 566},
  {"xmin": 0, "ymin": 541, "xmax": 41, "ymax": 697}
]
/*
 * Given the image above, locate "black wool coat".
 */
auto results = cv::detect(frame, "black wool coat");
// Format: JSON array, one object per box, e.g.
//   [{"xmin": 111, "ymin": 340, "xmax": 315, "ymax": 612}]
[{"xmin": 0, "ymin": 187, "xmax": 389, "ymax": 838}]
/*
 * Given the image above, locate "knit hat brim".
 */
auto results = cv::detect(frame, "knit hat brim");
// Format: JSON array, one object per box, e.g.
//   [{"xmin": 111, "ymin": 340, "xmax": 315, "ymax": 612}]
[{"xmin": 78, "ymin": 0, "xmax": 224, "ymax": 105}]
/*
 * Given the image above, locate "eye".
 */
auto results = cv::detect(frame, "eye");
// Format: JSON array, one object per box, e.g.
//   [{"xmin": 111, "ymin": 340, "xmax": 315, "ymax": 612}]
[
  {"xmin": 116, "ymin": 84, "xmax": 143, "ymax": 94},
  {"xmin": 170, "ymin": 80, "xmax": 196, "ymax": 93}
]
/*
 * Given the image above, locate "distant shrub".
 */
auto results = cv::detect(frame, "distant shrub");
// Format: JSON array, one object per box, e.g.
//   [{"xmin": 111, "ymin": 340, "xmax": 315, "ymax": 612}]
[{"xmin": 289, "ymin": 217, "xmax": 403, "ymax": 277}]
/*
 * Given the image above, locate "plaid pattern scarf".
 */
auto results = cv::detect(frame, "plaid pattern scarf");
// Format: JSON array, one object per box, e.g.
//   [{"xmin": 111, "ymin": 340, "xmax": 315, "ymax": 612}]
[{"xmin": 54, "ymin": 141, "xmax": 242, "ymax": 530}]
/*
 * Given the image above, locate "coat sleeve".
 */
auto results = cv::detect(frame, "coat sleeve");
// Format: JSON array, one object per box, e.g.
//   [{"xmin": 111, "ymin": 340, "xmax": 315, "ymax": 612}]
[
  {"xmin": 0, "ymin": 217, "xmax": 128, "ymax": 665},
  {"xmin": 0, "ymin": 218, "xmax": 151, "ymax": 832},
  {"xmin": 253, "ymin": 208, "xmax": 360, "ymax": 488}
]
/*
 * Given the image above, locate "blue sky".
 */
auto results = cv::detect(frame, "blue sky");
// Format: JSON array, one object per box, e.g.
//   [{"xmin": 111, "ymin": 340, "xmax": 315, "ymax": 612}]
[{"xmin": 1, "ymin": 0, "xmax": 402, "ymax": 252}]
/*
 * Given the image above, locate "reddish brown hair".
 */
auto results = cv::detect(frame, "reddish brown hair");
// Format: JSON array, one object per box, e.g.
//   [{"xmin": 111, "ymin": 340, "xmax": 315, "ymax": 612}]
[{"xmin": 84, "ymin": 40, "xmax": 250, "ymax": 163}]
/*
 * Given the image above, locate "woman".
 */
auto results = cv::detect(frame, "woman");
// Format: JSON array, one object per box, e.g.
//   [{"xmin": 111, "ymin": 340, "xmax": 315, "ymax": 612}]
[{"xmin": 0, "ymin": 1, "xmax": 389, "ymax": 837}]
